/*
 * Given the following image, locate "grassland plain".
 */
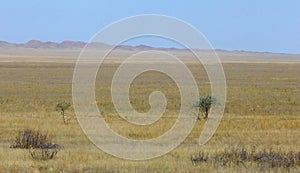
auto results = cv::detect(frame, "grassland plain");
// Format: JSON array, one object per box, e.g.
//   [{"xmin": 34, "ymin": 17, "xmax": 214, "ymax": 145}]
[{"xmin": 0, "ymin": 59, "xmax": 300, "ymax": 172}]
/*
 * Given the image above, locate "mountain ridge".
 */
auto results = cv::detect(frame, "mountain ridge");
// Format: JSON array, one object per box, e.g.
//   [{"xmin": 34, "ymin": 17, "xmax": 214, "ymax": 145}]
[{"xmin": 0, "ymin": 40, "xmax": 298, "ymax": 55}]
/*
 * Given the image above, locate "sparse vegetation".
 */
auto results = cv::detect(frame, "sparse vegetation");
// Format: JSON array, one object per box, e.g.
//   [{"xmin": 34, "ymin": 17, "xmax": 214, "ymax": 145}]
[
  {"xmin": 191, "ymin": 145, "xmax": 300, "ymax": 170},
  {"xmin": 11, "ymin": 129, "xmax": 61, "ymax": 160},
  {"xmin": 29, "ymin": 148, "xmax": 59, "ymax": 160},
  {"xmin": 194, "ymin": 95, "xmax": 217, "ymax": 120},
  {"xmin": 11, "ymin": 129, "xmax": 52, "ymax": 149},
  {"xmin": 56, "ymin": 102, "xmax": 71, "ymax": 124},
  {"xmin": 0, "ymin": 61, "xmax": 299, "ymax": 172}
]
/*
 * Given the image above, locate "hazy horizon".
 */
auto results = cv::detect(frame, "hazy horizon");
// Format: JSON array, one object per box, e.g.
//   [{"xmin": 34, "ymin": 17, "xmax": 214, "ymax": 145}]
[
  {"xmin": 1, "ymin": 1, "xmax": 299, "ymax": 54},
  {"xmin": 1, "ymin": 39, "xmax": 300, "ymax": 55}
]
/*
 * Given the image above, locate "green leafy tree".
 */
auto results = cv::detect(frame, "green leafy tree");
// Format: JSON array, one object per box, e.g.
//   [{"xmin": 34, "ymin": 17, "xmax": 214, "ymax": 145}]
[
  {"xmin": 56, "ymin": 102, "xmax": 71, "ymax": 124},
  {"xmin": 195, "ymin": 95, "xmax": 216, "ymax": 120}
]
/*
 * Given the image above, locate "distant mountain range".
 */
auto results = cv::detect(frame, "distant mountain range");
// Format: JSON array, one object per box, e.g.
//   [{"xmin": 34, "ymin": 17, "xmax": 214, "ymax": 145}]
[
  {"xmin": 0, "ymin": 40, "xmax": 185, "ymax": 51},
  {"xmin": 0, "ymin": 40, "xmax": 297, "ymax": 55},
  {"xmin": 0, "ymin": 40, "xmax": 109, "ymax": 49}
]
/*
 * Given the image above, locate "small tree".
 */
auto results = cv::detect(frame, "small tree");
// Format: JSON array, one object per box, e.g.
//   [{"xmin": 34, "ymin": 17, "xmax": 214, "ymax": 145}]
[
  {"xmin": 56, "ymin": 102, "xmax": 71, "ymax": 124},
  {"xmin": 195, "ymin": 95, "xmax": 216, "ymax": 120}
]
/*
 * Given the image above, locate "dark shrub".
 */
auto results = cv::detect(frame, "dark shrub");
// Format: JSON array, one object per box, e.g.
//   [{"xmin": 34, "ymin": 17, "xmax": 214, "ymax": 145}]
[{"xmin": 11, "ymin": 129, "xmax": 62, "ymax": 160}]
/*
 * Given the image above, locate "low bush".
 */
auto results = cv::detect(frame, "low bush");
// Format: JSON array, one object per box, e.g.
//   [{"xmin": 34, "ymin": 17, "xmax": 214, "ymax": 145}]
[
  {"xmin": 11, "ymin": 129, "xmax": 62, "ymax": 160},
  {"xmin": 191, "ymin": 145, "xmax": 300, "ymax": 169},
  {"xmin": 29, "ymin": 148, "xmax": 58, "ymax": 160},
  {"xmin": 11, "ymin": 129, "xmax": 52, "ymax": 149}
]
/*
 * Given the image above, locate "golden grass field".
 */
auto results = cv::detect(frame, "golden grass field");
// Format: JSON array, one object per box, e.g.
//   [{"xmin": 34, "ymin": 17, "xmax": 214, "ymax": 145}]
[{"xmin": 0, "ymin": 52, "xmax": 300, "ymax": 172}]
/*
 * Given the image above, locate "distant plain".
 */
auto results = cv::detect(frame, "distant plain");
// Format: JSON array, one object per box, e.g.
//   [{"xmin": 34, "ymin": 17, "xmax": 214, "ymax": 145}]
[{"xmin": 0, "ymin": 47, "xmax": 300, "ymax": 172}]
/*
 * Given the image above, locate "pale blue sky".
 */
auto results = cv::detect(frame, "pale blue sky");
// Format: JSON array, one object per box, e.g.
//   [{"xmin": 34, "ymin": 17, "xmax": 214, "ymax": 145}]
[{"xmin": 0, "ymin": 0, "xmax": 299, "ymax": 53}]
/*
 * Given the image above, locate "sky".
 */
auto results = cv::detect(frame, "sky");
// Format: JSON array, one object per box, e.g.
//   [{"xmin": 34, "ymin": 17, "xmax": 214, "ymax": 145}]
[{"xmin": 0, "ymin": 0, "xmax": 299, "ymax": 54}]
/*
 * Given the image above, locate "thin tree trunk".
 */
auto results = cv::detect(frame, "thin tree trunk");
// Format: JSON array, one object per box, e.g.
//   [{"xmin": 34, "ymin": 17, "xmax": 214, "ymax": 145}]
[
  {"xmin": 197, "ymin": 112, "xmax": 201, "ymax": 120},
  {"xmin": 204, "ymin": 108, "xmax": 209, "ymax": 120},
  {"xmin": 61, "ymin": 110, "xmax": 66, "ymax": 124}
]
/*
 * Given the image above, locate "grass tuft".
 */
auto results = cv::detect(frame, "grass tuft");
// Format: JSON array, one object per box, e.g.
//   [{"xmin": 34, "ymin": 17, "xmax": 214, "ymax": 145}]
[{"xmin": 192, "ymin": 145, "xmax": 300, "ymax": 169}]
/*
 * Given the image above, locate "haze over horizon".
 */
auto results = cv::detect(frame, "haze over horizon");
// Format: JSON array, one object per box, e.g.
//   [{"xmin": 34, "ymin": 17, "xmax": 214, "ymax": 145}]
[
  {"xmin": 1, "ymin": 1, "xmax": 299, "ymax": 54},
  {"xmin": 1, "ymin": 39, "xmax": 300, "ymax": 55}
]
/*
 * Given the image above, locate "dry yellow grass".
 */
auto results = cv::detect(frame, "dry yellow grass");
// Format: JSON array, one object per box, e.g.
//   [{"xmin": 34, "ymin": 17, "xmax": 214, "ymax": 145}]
[{"xmin": 0, "ymin": 61, "xmax": 300, "ymax": 172}]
